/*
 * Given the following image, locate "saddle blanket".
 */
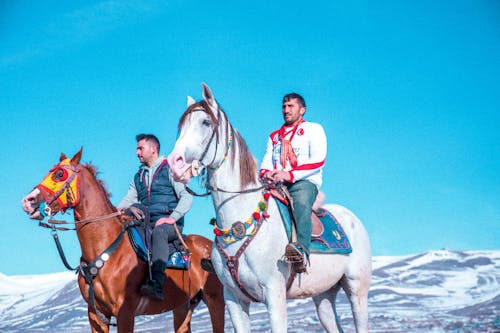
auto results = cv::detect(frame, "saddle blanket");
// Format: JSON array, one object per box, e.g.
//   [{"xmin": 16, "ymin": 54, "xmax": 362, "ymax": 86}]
[
  {"xmin": 127, "ymin": 226, "xmax": 190, "ymax": 270},
  {"xmin": 275, "ymin": 199, "xmax": 352, "ymax": 254}
]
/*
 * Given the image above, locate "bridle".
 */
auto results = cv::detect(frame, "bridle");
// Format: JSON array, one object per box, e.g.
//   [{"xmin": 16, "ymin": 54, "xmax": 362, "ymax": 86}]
[
  {"xmin": 33, "ymin": 160, "xmax": 123, "ymax": 270},
  {"xmin": 183, "ymin": 108, "xmax": 264, "ymax": 197},
  {"xmin": 37, "ymin": 163, "xmax": 80, "ymax": 218},
  {"xmin": 32, "ymin": 160, "xmax": 134, "ymax": 310},
  {"xmin": 190, "ymin": 108, "xmax": 232, "ymax": 172},
  {"xmin": 36, "ymin": 161, "xmax": 121, "ymax": 225}
]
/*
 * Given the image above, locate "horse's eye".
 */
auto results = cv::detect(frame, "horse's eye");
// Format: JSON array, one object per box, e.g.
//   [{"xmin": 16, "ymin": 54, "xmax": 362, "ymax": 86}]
[
  {"xmin": 202, "ymin": 119, "xmax": 212, "ymax": 127},
  {"xmin": 51, "ymin": 168, "xmax": 69, "ymax": 182}
]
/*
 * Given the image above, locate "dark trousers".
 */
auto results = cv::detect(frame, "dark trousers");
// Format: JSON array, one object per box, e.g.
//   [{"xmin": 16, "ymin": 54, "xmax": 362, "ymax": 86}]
[
  {"xmin": 151, "ymin": 223, "xmax": 183, "ymax": 264},
  {"xmin": 286, "ymin": 180, "xmax": 318, "ymax": 255}
]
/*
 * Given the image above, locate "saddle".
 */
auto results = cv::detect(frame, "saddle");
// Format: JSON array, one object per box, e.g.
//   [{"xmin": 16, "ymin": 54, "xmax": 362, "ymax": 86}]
[
  {"xmin": 122, "ymin": 204, "xmax": 190, "ymax": 270},
  {"xmin": 269, "ymin": 187, "xmax": 352, "ymax": 254}
]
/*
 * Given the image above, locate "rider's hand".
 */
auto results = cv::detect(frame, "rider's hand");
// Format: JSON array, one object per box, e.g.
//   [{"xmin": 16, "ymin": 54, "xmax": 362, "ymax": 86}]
[
  {"xmin": 121, "ymin": 206, "xmax": 145, "ymax": 220},
  {"xmin": 262, "ymin": 171, "xmax": 275, "ymax": 185},
  {"xmin": 155, "ymin": 217, "xmax": 176, "ymax": 227},
  {"xmin": 270, "ymin": 170, "xmax": 291, "ymax": 183}
]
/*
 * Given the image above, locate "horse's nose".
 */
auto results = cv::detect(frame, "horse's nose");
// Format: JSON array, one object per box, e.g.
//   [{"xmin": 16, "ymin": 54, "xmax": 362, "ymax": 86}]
[
  {"xmin": 175, "ymin": 155, "xmax": 185, "ymax": 169},
  {"xmin": 21, "ymin": 191, "xmax": 38, "ymax": 213},
  {"xmin": 168, "ymin": 150, "xmax": 187, "ymax": 176},
  {"xmin": 170, "ymin": 153, "xmax": 186, "ymax": 170}
]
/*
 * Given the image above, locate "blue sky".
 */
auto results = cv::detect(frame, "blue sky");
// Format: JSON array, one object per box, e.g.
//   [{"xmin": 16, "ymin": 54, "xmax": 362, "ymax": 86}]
[{"xmin": 1, "ymin": 0, "xmax": 499, "ymax": 275}]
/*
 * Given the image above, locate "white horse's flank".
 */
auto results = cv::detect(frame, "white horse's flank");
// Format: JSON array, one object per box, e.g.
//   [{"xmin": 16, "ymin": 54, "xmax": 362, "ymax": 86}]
[{"xmin": 168, "ymin": 84, "xmax": 371, "ymax": 332}]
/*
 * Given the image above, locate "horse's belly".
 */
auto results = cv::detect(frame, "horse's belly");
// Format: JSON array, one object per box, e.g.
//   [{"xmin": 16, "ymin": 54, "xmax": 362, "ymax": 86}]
[{"xmin": 286, "ymin": 254, "xmax": 348, "ymax": 298}]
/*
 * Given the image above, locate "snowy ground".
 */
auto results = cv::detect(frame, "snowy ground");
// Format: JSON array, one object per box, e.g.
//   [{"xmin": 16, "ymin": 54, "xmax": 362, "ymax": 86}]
[{"xmin": 1, "ymin": 250, "xmax": 499, "ymax": 332}]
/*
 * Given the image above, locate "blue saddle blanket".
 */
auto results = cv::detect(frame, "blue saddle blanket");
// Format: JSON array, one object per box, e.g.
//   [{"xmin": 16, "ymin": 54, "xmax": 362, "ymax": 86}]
[
  {"xmin": 127, "ymin": 226, "xmax": 190, "ymax": 270},
  {"xmin": 275, "ymin": 199, "xmax": 352, "ymax": 254}
]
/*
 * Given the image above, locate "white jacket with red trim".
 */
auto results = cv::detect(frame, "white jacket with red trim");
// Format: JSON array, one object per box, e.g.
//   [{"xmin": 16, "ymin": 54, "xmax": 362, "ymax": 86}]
[{"xmin": 259, "ymin": 120, "xmax": 327, "ymax": 188}]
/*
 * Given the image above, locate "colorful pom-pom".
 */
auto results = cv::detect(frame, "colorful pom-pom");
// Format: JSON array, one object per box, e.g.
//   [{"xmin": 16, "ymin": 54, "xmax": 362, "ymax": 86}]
[
  {"xmin": 264, "ymin": 192, "xmax": 271, "ymax": 201},
  {"xmin": 253, "ymin": 212, "xmax": 261, "ymax": 220},
  {"xmin": 213, "ymin": 228, "xmax": 222, "ymax": 236}
]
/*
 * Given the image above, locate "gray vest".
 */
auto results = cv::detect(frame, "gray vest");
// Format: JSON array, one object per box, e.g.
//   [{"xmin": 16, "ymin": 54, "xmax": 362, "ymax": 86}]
[{"xmin": 134, "ymin": 159, "xmax": 183, "ymax": 225}]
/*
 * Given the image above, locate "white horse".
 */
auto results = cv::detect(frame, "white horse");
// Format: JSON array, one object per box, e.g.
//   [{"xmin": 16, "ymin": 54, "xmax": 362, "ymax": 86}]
[{"xmin": 168, "ymin": 84, "xmax": 371, "ymax": 333}]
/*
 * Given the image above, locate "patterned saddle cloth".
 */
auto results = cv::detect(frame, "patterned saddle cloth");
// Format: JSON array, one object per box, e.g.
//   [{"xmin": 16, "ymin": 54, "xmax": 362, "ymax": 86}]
[
  {"xmin": 274, "ymin": 197, "xmax": 352, "ymax": 254},
  {"xmin": 127, "ymin": 225, "xmax": 190, "ymax": 270}
]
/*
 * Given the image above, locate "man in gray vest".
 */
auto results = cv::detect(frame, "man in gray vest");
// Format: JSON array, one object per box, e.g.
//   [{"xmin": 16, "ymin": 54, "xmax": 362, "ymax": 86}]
[{"xmin": 119, "ymin": 134, "xmax": 193, "ymax": 300}]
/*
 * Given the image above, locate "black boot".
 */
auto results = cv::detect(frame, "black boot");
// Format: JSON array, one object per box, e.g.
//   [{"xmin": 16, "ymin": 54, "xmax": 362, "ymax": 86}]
[{"xmin": 140, "ymin": 260, "xmax": 166, "ymax": 300}]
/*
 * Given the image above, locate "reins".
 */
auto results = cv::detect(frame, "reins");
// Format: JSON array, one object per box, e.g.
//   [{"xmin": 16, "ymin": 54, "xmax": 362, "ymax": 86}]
[
  {"xmin": 39, "ymin": 211, "xmax": 123, "ymax": 230},
  {"xmin": 38, "ymin": 211, "xmax": 127, "ymax": 271},
  {"xmin": 39, "ymin": 202, "xmax": 140, "ymax": 310},
  {"xmin": 184, "ymin": 183, "xmax": 265, "ymax": 197}
]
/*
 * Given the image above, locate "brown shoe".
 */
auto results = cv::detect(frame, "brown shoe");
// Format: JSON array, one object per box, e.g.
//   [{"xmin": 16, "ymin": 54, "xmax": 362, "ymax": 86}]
[{"xmin": 284, "ymin": 243, "xmax": 307, "ymax": 273}]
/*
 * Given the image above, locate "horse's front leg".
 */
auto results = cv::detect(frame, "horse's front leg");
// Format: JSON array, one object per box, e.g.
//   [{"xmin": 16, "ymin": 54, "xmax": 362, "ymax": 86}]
[
  {"xmin": 87, "ymin": 306, "xmax": 110, "ymax": 333},
  {"xmin": 224, "ymin": 288, "xmax": 251, "ymax": 333},
  {"xmin": 264, "ymin": 284, "xmax": 288, "ymax": 333},
  {"xmin": 114, "ymin": 301, "xmax": 137, "ymax": 333}
]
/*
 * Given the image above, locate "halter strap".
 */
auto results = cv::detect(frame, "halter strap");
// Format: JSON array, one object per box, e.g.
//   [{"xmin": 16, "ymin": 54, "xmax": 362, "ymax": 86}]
[
  {"xmin": 193, "ymin": 108, "xmax": 234, "ymax": 171},
  {"xmin": 44, "ymin": 164, "xmax": 80, "ymax": 209}
]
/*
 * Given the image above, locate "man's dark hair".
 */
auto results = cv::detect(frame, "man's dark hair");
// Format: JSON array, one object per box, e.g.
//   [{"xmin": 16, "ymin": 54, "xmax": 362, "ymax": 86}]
[
  {"xmin": 283, "ymin": 93, "xmax": 306, "ymax": 108},
  {"xmin": 136, "ymin": 133, "xmax": 160, "ymax": 152}
]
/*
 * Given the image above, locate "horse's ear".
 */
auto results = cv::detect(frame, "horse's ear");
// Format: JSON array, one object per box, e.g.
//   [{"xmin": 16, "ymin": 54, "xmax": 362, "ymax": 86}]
[
  {"xmin": 201, "ymin": 83, "xmax": 218, "ymax": 110},
  {"xmin": 59, "ymin": 152, "xmax": 67, "ymax": 161},
  {"xmin": 187, "ymin": 96, "xmax": 196, "ymax": 107},
  {"xmin": 70, "ymin": 147, "xmax": 83, "ymax": 165}
]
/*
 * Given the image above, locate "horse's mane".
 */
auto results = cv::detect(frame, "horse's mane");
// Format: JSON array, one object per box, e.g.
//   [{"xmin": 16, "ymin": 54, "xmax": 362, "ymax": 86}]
[
  {"xmin": 82, "ymin": 163, "xmax": 112, "ymax": 200},
  {"xmin": 178, "ymin": 101, "xmax": 257, "ymax": 187},
  {"xmin": 231, "ymin": 129, "xmax": 257, "ymax": 187}
]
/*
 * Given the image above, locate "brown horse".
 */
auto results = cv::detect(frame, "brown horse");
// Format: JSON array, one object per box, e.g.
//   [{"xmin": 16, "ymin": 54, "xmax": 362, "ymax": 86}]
[{"xmin": 21, "ymin": 149, "xmax": 225, "ymax": 333}]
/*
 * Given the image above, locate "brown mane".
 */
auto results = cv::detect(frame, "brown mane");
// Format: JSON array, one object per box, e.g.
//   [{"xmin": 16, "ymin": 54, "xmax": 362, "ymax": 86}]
[
  {"xmin": 82, "ymin": 163, "xmax": 112, "ymax": 199},
  {"xmin": 178, "ymin": 102, "xmax": 257, "ymax": 187}
]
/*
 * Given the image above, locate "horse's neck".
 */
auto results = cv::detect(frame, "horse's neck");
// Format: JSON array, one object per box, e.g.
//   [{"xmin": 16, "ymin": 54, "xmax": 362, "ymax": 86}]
[
  {"xmin": 208, "ymin": 142, "xmax": 262, "ymax": 229},
  {"xmin": 74, "ymin": 171, "xmax": 123, "ymax": 261}
]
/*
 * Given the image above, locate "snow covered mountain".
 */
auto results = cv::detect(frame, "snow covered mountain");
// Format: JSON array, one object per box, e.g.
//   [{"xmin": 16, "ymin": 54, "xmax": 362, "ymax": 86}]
[{"xmin": 1, "ymin": 250, "xmax": 498, "ymax": 332}]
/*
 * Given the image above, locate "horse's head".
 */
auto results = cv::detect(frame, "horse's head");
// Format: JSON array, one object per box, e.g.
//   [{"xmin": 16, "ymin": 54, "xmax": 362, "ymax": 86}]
[
  {"xmin": 168, "ymin": 83, "xmax": 226, "ymax": 183},
  {"xmin": 21, "ymin": 149, "xmax": 83, "ymax": 220}
]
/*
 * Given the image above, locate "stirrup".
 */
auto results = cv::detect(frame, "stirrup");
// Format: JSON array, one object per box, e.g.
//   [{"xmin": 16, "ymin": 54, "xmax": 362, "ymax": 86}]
[{"xmin": 284, "ymin": 243, "xmax": 307, "ymax": 273}]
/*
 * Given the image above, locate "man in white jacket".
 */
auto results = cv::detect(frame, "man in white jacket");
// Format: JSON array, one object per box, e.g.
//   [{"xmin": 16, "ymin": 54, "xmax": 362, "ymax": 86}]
[{"xmin": 260, "ymin": 93, "xmax": 327, "ymax": 273}]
